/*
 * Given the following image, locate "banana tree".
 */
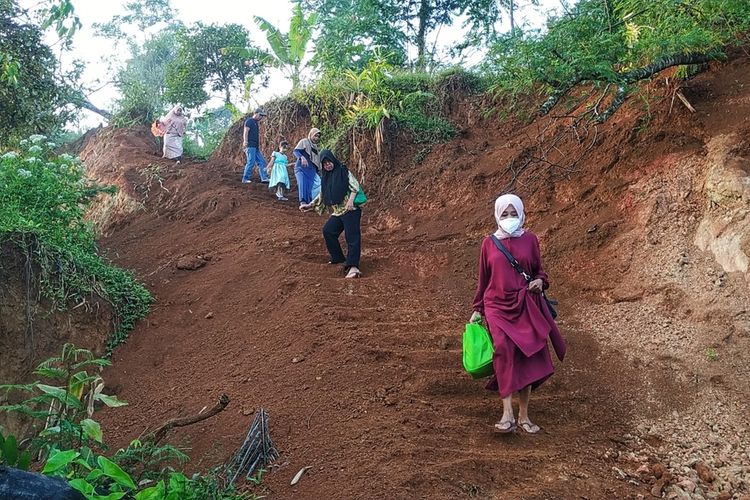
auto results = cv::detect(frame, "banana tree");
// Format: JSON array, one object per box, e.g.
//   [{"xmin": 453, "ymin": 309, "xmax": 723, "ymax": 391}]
[{"xmin": 253, "ymin": 1, "xmax": 318, "ymax": 89}]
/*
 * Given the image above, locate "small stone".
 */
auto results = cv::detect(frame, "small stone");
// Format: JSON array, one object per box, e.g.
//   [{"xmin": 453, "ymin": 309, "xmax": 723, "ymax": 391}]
[
  {"xmin": 292, "ymin": 356, "xmax": 305, "ymax": 364},
  {"xmin": 653, "ymin": 463, "xmax": 668, "ymax": 479},
  {"xmin": 677, "ymin": 479, "xmax": 696, "ymax": 493},
  {"xmin": 205, "ymin": 312, "xmax": 214, "ymax": 319},
  {"xmin": 176, "ymin": 256, "xmax": 207, "ymax": 270},
  {"xmin": 637, "ymin": 464, "xmax": 651, "ymax": 476},
  {"xmin": 242, "ymin": 407, "xmax": 254, "ymax": 416},
  {"xmin": 651, "ymin": 477, "xmax": 669, "ymax": 498},
  {"xmin": 716, "ymin": 493, "xmax": 731, "ymax": 500},
  {"xmin": 695, "ymin": 462, "xmax": 714, "ymax": 483}
]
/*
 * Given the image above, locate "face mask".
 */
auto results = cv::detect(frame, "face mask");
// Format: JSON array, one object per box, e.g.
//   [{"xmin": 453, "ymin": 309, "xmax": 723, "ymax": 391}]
[{"xmin": 499, "ymin": 217, "xmax": 521, "ymax": 235}]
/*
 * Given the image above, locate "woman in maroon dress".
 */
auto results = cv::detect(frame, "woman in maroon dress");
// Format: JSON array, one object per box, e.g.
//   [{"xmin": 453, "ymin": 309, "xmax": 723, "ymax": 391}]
[{"xmin": 471, "ymin": 194, "xmax": 566, "ymax": 434}]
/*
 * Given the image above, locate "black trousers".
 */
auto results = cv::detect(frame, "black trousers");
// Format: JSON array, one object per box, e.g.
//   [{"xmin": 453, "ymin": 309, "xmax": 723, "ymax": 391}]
[{"xmin": 322, "ymin": 209, "xmax": 361, "ymax": 268}]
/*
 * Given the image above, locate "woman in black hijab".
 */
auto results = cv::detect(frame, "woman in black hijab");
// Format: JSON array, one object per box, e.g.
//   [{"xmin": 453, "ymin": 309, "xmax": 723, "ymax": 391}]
[{"xmin": 300, "ymin": 149, "xmax": 366, "ymax": 278}]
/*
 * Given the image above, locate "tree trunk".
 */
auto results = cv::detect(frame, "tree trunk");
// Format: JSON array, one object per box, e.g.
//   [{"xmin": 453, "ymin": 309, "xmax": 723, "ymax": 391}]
[
  {"xmin": 415, "ymin": 0, "xmax": 430, "ymax": 71},
  {"xmin": 509, "ymin": 0, "xmax": 515, "ymax": 34},
  {"xmin": 71, "ymin": 94, "xmax": 112, "ymax": 120},
  {"xmin": 539, "ymin": 51, "xmax": 716, "ymax": 118}
]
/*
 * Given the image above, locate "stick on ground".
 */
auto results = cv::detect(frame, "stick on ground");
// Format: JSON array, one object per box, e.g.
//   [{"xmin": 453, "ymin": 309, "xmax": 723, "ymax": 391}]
[{"xmin": 148, "ymin": 393, "xmax": 230, "ymax": 444}]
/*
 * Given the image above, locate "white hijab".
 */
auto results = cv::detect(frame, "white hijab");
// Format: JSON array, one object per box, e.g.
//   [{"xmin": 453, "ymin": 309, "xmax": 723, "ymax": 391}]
[{"xmin": 493, "ymin": 194, "xmax": 525, "ymax": 239}]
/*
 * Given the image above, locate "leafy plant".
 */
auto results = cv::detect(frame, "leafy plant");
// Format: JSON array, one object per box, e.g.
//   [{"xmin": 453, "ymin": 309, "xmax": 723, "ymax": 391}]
[
  {"xmin": 252, "ymin": 1, "xmax": 318, "ymax": 90},
  {"xmin": 0, "ymin": 344, "xmax": 126, "ymax": 456},
  {"xmin": 1, "ymin": 346, "xmax": 247, "ymax": 499},
  {"xmin": 0, "ymin": 430, "xmax": 32, "ymax": 470},
  {"xmin": 113, "ymin": 438, "xmax": 189, "ymax": 484}
]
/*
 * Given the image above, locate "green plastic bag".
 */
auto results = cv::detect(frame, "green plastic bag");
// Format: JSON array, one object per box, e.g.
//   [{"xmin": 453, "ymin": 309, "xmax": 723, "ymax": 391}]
[
  {"xmin": 354, "ymin": 188, "xmax": 367, "ymax": 206},
  {"xmin": 462, "ymin": 322, "xmax": 494, "ymax": 379}
]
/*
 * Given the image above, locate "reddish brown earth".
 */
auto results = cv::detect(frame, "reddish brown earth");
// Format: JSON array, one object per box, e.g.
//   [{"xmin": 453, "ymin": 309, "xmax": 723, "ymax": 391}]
[{"xmin": 75, "ymin": 55, "xmax": 750, "ymax": 499}]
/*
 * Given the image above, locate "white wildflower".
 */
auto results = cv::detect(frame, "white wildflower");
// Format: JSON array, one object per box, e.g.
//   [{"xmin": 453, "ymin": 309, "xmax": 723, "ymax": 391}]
[
  {"xmin": 59, "ymin": 153, "xmax": 74, "ymax": 162},
  {"xmin": 1, "ymin": 151, "xmax": 19, "ymax": 160},
  {"xmin": 46, "ymin": 162, "xmax": 56, "ymax": 168},
  {"xmin": 46, "ymin": 142, "xmax": 56, "ymax": 148},
  {"xmin": 17, "ymin": 168, "xmax": 32, "ymax": 178},
  {"xmin": 19, "ymin": 139, "xmax": 29, "ymax": 147},
  {"xmin": 28, "ymin": 145, "xmax": 43, "ymax": 154},
  {"xmin": 25, "ymin": 157, "xmax": 39, "ymax": 163},
  {"xmin": 29, "ymin": 134, "xmax": 46, "ymax": 144}
]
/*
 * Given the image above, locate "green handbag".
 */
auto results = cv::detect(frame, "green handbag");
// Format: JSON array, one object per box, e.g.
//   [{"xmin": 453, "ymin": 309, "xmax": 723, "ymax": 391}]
[
  {"xmin": 354, "ymin": 188, "xmax": 367, "ymax": 206},
  {"xmin": 462, "ymin": 321, "xmax": 495, "ymax": 379}
]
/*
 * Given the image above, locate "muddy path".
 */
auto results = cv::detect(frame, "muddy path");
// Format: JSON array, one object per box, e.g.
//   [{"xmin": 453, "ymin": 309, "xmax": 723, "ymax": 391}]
[{"xmin": 96, "ymin": 172, "xmax": 645, "ymax": 499}]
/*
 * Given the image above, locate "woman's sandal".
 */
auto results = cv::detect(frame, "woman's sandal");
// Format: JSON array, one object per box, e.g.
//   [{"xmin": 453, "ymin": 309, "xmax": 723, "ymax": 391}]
[
  {"xmin": 518, "ymin": 421, "xmax": 542, "ymax": 434},
  {"xmin": 493, "ymin": 420, "xmax": 517, "ymax": 434}
]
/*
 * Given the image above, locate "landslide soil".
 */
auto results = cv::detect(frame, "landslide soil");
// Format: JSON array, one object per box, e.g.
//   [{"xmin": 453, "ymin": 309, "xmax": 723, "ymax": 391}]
[{"xmin": 88, "ymin": 56, "xmax": 750, "ymax": 499}]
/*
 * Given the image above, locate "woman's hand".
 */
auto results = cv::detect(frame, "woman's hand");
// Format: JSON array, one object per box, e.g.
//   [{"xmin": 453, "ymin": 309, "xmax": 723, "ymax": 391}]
[
  {"xmin": 301, "ymin": 157, "xmax": 308, "ymax": 167},
  {"xmin": 345, "ymin": 199, "xmax": 355, "ymax": 211},
  {"xmin": 470, "ymin": 311, "xmax": 482, "ymax": 324},
  {"xmin": 528, "ymin": 279, "xmax": 544, "ymax": 293}
]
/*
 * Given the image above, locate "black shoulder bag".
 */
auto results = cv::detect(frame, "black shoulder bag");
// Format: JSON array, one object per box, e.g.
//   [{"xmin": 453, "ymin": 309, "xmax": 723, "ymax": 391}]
[{"xmin": 489, "ymin": 235, "xmax": 558, "ymax": 319}]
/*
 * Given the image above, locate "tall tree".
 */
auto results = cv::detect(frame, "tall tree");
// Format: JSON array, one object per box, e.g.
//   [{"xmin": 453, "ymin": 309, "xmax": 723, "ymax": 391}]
[
  {"xmin": 307, "ymin": 0, "xmax": 504, "ymax": 71},
  {"xmin": 113, "ymin": 27, "xmax": 180, "ymax": 121},
  {"xmin": 164, "ymin": 23, "xmax": 266, "ymax": 107},
  {"xmin": 304, "ymin": 0, "xmax": 407, "ymax": 73},
  {"xmin": 93, "ymin": 0, "xmax": 176, "ymax": 41},
  {"xmin": 253, "ymin": 1, "xmax": 318, "ymax": 89},
  {"xmin": 0, "ymin": 1, "xmax": 71, "ymax": 144},
  {"xmin": 403, "ymin": 0, "xmax": 501, "ymax": 70}
]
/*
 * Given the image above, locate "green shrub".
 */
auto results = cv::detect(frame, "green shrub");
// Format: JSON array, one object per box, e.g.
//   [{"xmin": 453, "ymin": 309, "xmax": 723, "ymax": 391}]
[
  {"xmin": 0, "ymin": 345, "xmax": 249, "ymax": 500},
  {"xmin": 0, "ymin": 136, "xmax": 152, "ymax": 353}
]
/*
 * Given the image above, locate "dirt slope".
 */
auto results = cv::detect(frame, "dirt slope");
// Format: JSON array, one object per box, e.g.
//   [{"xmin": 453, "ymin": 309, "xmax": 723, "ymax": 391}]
[{"xmin": 85, "ymin": 56, "xmax": 750, "ymax": 499}]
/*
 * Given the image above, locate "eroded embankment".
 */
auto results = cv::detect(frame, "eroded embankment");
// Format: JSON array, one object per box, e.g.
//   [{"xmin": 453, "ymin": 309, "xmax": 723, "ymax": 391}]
[{"xmin": 68, "ymin": 55, "xmax": 750, "ymax": 498}]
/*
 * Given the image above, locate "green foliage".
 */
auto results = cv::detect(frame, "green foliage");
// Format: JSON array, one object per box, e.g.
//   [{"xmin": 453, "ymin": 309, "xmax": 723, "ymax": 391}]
[
  {"xmin": 183, "ymin": 106, "xmax": 233, "ymax": 160},
  {"xmin": 305, "ymin": 0, "xmax": 504, "ymax": 71},
  {"xmin": 0, "ymin": 346, "xmax": 247, "ymax": 499},
  {"xmin": 250, "ymin": 1, "xmax": 318, "ymax": 89},
  {"xmin": 290, "ymin": 57, "xmax": 473, "ymax": 150},
  {"xmin": 165, "ymin": 23, "xmax": 266, "ymax": 107},
  {"xmin": 304, "ymin": 0, "xmax": 407, "ymax": 73},
  {"xmin": 0, "ymin": 137, "xmax": 152, "ymax": 353},
  {"xmin": 483, "ymin": 0, "xmax": 750, "ymax": 117},
  {"xmin": 0, "ymin": 3, "xmax": 71, "ymax": 147},
  {"xmin": 113, "ymin": 438, "xmax": 189, "ymax": 484},
  {"xmin": 113, "ymin": 27, "xmax": 181, "ymax": 124},
  {"xmin": 93, "ymin": 0, "xmax": 176, "ymax": 40},
  {"xmin": 39, "ymin": 0, "xmax": 81, "ymax": 48},
  {"xmin": 0, "ymin": 430, "xmax": 32, "ymax": 470},
  {"xmin": 0, "ymin": 344, "xmax": 125, "ymax": 455}
]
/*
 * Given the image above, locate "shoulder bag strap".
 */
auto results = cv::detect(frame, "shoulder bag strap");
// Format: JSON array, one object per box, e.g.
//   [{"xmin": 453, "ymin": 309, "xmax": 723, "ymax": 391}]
[{"xmin": 489, "ymin": 235, "xmax": 532, "ymax": 283}]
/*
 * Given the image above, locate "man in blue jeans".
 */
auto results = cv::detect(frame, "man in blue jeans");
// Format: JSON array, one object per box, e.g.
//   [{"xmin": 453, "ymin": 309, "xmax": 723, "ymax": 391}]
[{"xmin": 242, "ymin": 107, "xmax": 269, "ymax": 183}]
